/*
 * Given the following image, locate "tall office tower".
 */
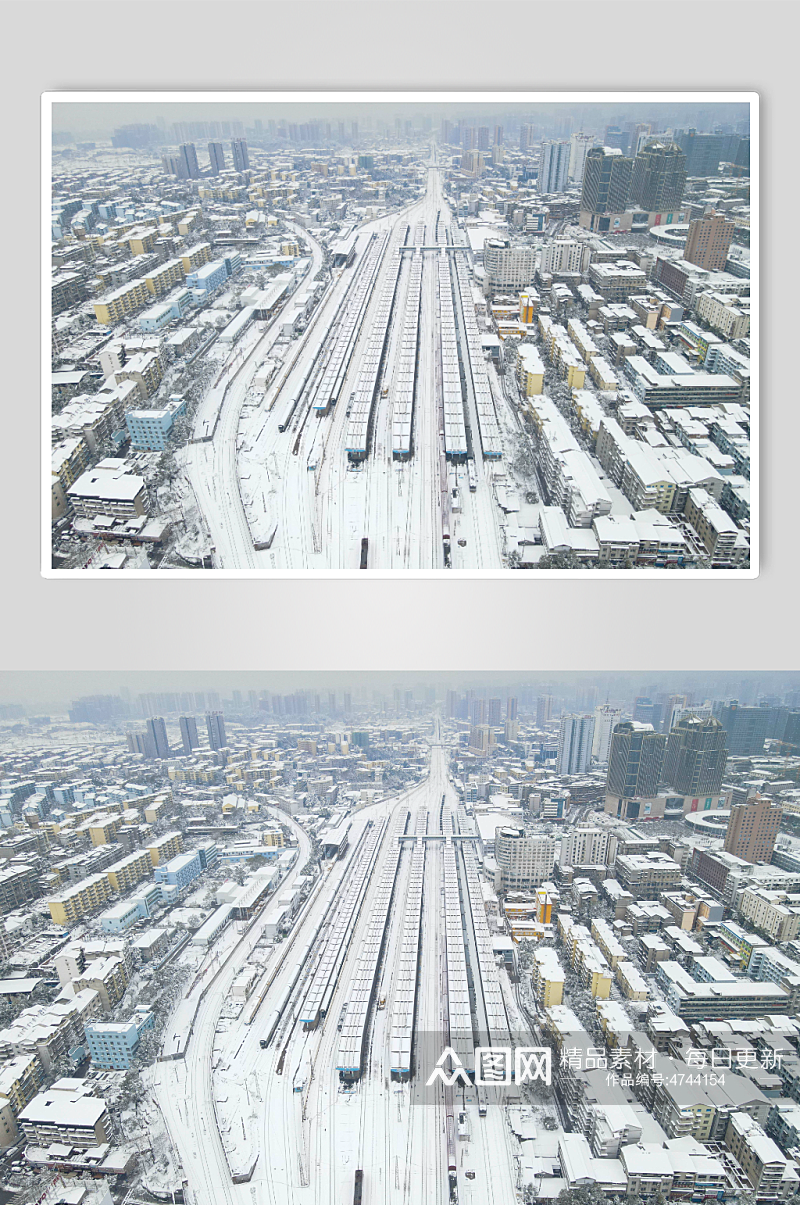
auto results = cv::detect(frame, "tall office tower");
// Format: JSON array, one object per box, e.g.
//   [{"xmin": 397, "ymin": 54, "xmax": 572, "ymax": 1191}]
[
  {"xmin": 440, "ymin": 119, "xmax": 453, "ymax": 144},
  {"xmin": 712, "ymin": 701, "xmax": 770, "ymax": 756},
  {"xmin": 146, "ymin": 716, "xmax": 170, "ymax": 760},
  {"xmin": 604, "ymin": 126, "xmax": 630, "ymax": 154},
  {"xmin": 663, "ymin": 715, "xmax": 728, "ymax": 795},
  {"xmin": 560, "ymin": 826, "xmax": 610, "ymax": 869},
  {"xmin": 205, "ymin": 711, "xmax": 227, "ymax": 751},
  {"xmin": 208, "ymin": 142, "xmax": 225, "ymax": 175},
  {"xmin": 461, "ymin": 126, "xmax": 477, "ymax": 150},
  {"xmin": 675, "ymin": 129, "xmax": 739, "ymax": 177},
  {"xmin": 661, "ymin": 694, "xmax": 689, "ymax": 734},
  {"xmin": 536, "ymin": 695, "xmax": 554, "ymax": 728},
  {"xmin": 568, "ymin": 132, "xmax": 596, "ymax": 183},
  {"xmin": 446, "ymin": 690, "xmax": 460, "ymax": 718},
  {"xmin": 632, "ymin": 697, "xmax": 663, "ymax": 730},
  {"xmin": 494, "ymin": 125, "xmax": 504, "ymax": 146},
  {"xmin": 580, "ymin": 146, "xmax": 633, "ymax": 215},
  {"xmin": 557, "ymin": 714, "xmax": 595, "ymax": 775},
  {"xmin": 724, "ymin": 795, "xmax": 783, "ymax": 864},
  {"xmin": 487, "ymin": 698, "xmax": 503, "ymax": 727},
  {"xmin": 538, "ymin": 140, "xmax": 571, "ymax": 193},
  {"xmin": 520, "ymin": 123, "xmax": 535, "ymax": 153},
  {"xmin": 179, "ymin": 143, "xmax": 200, "ymax": 179},
  {"xmin": 477, "ymin": 127, "xmax": 490, "ymax": 151},
  {"xmin": 507, "ymin": 697, "xmax": 519, "ymax": 722},
  {"xmin": 351, "ymin": 122, "xmax": 359, "ymax": 141},
  {"xmin": 179, "ymin": 715, "xmax": 199, "ymax": 756},
  {"xmin": 231, "ymin": 138, "xmax": 249, "ymax": 172},
  {"xmin": 778, "ymin": 711, "xmax": 800, "ymax": 755},
  {"xmin": 470, "ymin": 698, "xmax": 487, "ymax": 727},
  {"xmin": 606, "ymin": 722, "xmax": 667, "ymax": 799},
  {"xmin": 232, "ymin": 690, "xmax": 243, "ymax": 710},
  {"xmin": 495, "ymin": 828, "xmax": 556, "ymax": 889},
  {"xmin": 592, "ymin": 705, "xmax": 623, "ymax": 763},
  {"xmin": 631, "ymin": 123, "xmax": 653, "ymax": 158},
  {"xmin": 629, "ymin": 141, "xmax": 687, "ymax": 212},
  {"xmin": 683, "ymin": 212, "xmax": 735, "ymax": 272}
]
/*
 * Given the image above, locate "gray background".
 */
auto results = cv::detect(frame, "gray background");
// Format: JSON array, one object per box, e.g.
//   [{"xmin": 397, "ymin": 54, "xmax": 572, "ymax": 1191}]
[{"xmin": 9, "ymin": 0, "xmax": 797, "ymax": 673}]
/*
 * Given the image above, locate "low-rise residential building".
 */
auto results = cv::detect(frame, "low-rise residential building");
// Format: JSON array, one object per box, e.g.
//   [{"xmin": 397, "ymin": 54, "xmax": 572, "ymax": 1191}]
[
  {"xmin": 48, "ymin": 873, "xmax": 113, "ymax": 926},
  {"xmin": 19, "ymin": 1089, "xmax": 114, "ymax": 1149},
  {"xmin": 656, "ymin": 960, "xmax": 792, "ymax": 1021},
  {"xmin": 531, "ymin": 946, "xmax": 565, "ymax": 1007},
  {"xmin": 147, "ymin": 831, "xmax": 183, "ymax": 867},
  {"xmin": 85, "ymin": 1008, "xmax": 154, "ymax": 1069},
  {"xmin": 67, "ymin": 462, "xmax": 148, "ymax": 522},
  {"xmin": 73, "ymin": 956, "xmax": 129, "ymax": 1014},
  {"xmin": 725, "ymin": 1111, "xmax": 799, "ymax": 1199}
]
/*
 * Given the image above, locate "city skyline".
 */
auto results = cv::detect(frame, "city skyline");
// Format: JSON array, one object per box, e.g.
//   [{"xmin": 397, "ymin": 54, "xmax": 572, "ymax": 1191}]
[{"xmin": 46, "ymin": 91, "xmax": 756, "ymax": 575}]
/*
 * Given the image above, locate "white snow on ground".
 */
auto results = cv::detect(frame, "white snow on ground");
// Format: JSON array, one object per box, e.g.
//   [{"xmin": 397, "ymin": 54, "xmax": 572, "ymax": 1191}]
[
  {"xmin": 152, "ymin": 731, "xmax": 525, "ymax": 1205},
  {"xmin": 173, "ymin": 155, "xmax": 522, "ymax": 572}
]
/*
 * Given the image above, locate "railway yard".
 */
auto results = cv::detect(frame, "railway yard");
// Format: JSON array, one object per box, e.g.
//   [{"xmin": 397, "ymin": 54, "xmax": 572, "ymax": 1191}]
[
  {"xmin": 153, "ymin": 723, "xmax": 523, "ymax": 1205},
  {"xmin": 184, "ymin": 149, "xmax": 511, "ymax": 571}
]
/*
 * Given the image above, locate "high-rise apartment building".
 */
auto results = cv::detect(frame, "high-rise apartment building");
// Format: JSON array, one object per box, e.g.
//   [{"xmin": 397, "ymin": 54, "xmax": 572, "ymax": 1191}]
[
  {"xmin": 592, "ymin": 705, "xmax": 623, "ymax": 763},
  {"xmin": 568, "ymin": 132, "xmax": 596, "ymax": 183},
  {"xmin": 724, "ymin": 795, "xmax": 783, "ymax": 864},
  {"xmin": 179, "ymin": 715, "xmax": 199, "ymax": 756},
  {"xmin": 663, "ymin": 715, "xmax": 727, "ymax": 795},
  {"xmin": 506, "ymin": 697, "xmax": 518, "ymax": 722},
  {"xmin": 538, "ymin": 140, "xmax": 571, "ymax": 194},
  {"xmin": 539, "ymin": 240, "xmax": 586, "ymax": 276},
  {"xmin": 205, "ymin": 711, "xmax": 227, "ymax": 751},
  {"xmin": 487, "ymin": 698, "xmax": 503, "ymax": 726},
  {"xmin": 208, "ymin": 142, "xmax": 225, "ymax": 175},
  {"xmin": 629, "ymin": 141, "xmax": 687, "ymax": 212},
  {"xmin": 683, "ymin": 212, "xmax": 735, "ymax": 272},
  {"xmin": 560, "ymin": 826, "xmax": 610, "ymax": 869},
  {"xmin": 231, "ymin": 138, "xmax": 249, "ymax": 172},
  {"xmin": 537, "ymin": 696, "xmax": 554, "ymax": 728},
  {"xmin": 557, "ymin": 714, "xmax": 595, "ymax": 775},
  {"xmin": 606, "ymin": 722, "xmax": 667, "ymax": 799},
  {"xmin": 520, "ymin": 123, "xmax": 536, "ymax": 153},
  {"xmin": 179, "ymin": 143, "xmax": 200, "ymax": 180},
  {"xmin": 495, "ymin": 828, "xmax": 556, "ymax": 890},
  {"xmin": 146, "ymin": 717, "xmax": 170, "ymax": 760},
  {"xmin": 580, "ymin": 147, "xmax": 633, "ymax": 216}
]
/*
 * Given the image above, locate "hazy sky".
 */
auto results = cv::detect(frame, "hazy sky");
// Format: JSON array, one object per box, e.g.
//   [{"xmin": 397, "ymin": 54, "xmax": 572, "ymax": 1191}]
[
  {"xmin": 0, "ymin": 671, "xmax": 794, "ymax": 710},
  {"xmin": 51, "ymin": 99, "xmax": 750, "ymax": 141}
]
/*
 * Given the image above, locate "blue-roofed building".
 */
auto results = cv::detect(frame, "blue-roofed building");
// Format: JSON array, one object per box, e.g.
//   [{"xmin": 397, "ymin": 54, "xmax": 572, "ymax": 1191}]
[
  {"xmin": 126, "ymin": 396, "xmax": 187, "ymax": 451},
  {"xmin": 85, "ymin": 1007, "xmax": 154, "ymax": 1069},
  {"xmin": 223, "ymin": 252, "xmax": 242, "ymax": 277},
  {"xmin": 99, "ymin": 899, "xmax": 140, "ymax": 933},
  {"xmin": 186, "ymin": 259, "xmax": 227, "ymax": 295},
  {"xmin": 197, "ymin": 841, "xmax": 219, "ymax": 870},
  {"xmin": 129, "ymin": 882, "xmax": 162, "ymax": 919},
  {"xmin": 154, "ymin": 849, "xmax": 202, "ymax": 891}
]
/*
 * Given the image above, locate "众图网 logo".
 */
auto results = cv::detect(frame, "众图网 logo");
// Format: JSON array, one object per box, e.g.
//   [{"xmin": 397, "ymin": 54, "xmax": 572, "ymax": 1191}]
[{"xmin": 425, "ymin": 1046, "xmax": 551, "ymax": 1087}]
